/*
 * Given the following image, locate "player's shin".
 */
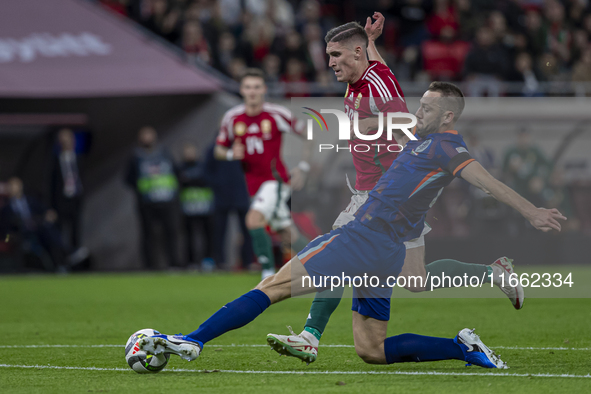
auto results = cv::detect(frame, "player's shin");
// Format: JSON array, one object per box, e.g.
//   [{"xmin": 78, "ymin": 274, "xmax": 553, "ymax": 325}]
[
  {"xmin": 303, "ymin": 286, "xmax": 345, "ymax": 345},
  {"xmin": 249, "ymin": 227, "xmax": 275, "ymax": 274},
  {"xmin": 384, "ymin": 333, "xmax": 465, "ymax": 363},
  {"xmin": 425, "ymin": 259, "xmax": 492, "ymax": 290},
  {"xmin": 186, "ymin": 289, "xmax": 271, "ymax": 346}
]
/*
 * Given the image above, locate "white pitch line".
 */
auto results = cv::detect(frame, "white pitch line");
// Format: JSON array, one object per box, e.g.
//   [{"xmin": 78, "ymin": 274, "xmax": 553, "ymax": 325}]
[
  {"xmin": 0, "ymin": 364, "xmax": 590, "ymax": 379},
  {"xmin": 0, "ymin": 344, "xmax": 589, "ymax": 351}
]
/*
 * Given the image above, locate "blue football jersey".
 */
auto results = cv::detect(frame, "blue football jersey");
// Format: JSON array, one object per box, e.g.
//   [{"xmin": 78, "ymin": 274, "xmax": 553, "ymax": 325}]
[{"xmin": 353, "ymin": 130, "xmax": 475, "ymax": 242}]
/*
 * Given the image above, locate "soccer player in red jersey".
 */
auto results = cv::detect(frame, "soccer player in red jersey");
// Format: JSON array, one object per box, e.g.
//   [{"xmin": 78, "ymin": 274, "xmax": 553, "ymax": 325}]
[
  {"xmin": 266, "ymin": 14, "xmax": 524, "ymax": 363},
  {"xmin": 214, "ymin": 69, "xmax": 311, "ymax": 280}
]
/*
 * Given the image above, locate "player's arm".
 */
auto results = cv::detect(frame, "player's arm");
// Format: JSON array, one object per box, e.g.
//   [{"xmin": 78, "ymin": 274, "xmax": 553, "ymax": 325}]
[
  {"xmin": 365, "ymin": 12, "xmax": 387, "ymax": 66},
  {"xmin": 460, "ymin": 161, "xmax": 566, "ymax": 232},
  {"xmin": 214, "ymin": 142, "xmax": 244, "ymax": 161},
  {"xmin": 214, "ymin": 113, "xmax": 245, "ymax": 161}
]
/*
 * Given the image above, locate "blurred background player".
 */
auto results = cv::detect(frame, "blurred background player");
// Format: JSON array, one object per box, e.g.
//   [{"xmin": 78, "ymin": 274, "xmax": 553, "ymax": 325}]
[
  {"xmin": 178, "ymin": 141, "xmax": 215, "ymax": 271},
  {"xmin": 1, "ymin": 177, "xmax": 69, "ymax": 272},
  {"xmin": 125, "ymin": 126, "xmax": 182, "ymax": 270},
  {"xmin": 267, "ymin": 15, "xmax": 525, "ymax": 364},
  {"xmin": 214, "ymin": 68, "xmax": 312, "ymax": 279},
  {"xmin": 202, "ymin": 140, "xmax": 254, "ymax": 271},
  {"xmin": 51, "ymin": 128, "xmax": 88, "ymax": 266}
]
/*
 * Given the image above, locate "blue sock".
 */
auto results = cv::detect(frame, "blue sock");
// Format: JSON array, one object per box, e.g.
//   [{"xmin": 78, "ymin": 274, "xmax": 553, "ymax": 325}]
[
  {"xmin": 186, "ymin": 289, "xmax": 271, "ymax": 346},
  {"xmin": 384, "ymin": 334, "xmax": 465, "ymax": 363}
]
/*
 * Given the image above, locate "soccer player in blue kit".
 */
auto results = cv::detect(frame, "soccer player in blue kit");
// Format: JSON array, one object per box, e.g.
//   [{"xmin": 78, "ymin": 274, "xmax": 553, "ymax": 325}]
[{"xmin": 138, "ymin": 82, "xmax": 566, "ymax": 369}]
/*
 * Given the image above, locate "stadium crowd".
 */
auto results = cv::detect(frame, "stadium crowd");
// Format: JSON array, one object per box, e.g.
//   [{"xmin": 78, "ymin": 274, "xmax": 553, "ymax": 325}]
[{"xmin": 97, "ymin": 0, "xmax": 591, "ymax": 96}]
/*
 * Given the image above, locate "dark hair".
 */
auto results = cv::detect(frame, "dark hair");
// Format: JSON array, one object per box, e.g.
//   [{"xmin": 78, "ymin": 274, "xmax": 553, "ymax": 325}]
[
  {"xmin": 427, "ymin": 81, "xmax": 465, "ymax": 122},
  {"xmin": 240, "ymin": 68, "xmax": 266, "ymax": 83},
  {"xmin": 324, "ymin": 22, "xmax": 368, "ymax": 48}
]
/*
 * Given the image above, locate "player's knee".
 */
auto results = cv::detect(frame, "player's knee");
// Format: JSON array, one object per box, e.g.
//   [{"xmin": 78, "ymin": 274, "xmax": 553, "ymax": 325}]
[
  {"xmin": 255, "ymin": 276, "xmax": 289, "ymax": 304},
  {"xmin": 246, "ymin": 210, "xmax": 266, "ymax": 229},
  {"xmin": 354, "ymin": 344, "xmax": 384, "ymax": 364}
]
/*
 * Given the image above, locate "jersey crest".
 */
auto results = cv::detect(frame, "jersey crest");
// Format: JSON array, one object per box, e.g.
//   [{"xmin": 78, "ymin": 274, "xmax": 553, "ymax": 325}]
[{"xmin": 412, "ymin": 139, "xmax": 432, "ymax": 154}]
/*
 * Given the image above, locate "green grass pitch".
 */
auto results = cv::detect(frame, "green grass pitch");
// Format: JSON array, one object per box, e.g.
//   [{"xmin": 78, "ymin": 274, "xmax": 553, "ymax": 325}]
[{"xmin": 1, "ymin": 270, "xmax": 590, "ymax": 393}]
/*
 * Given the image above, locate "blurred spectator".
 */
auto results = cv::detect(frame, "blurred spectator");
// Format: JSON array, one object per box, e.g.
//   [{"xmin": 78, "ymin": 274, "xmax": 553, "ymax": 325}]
[
  {"xmin": 544, "ymin": 0, "xmax": 571, "ymax": 64},
  {"xmin": 214, "ymin": 31, "xmax": 237, "ymax": 75},
  {"xmin": 178, "ymin": 142, "xmax": 215, "ymax": 271},
  {"xmin": 464, "ymin": 26, "xmax": 509, "ymax": 96},
  {"xmin": 245, "ymin": 18, "xmax": 275, "ymax": 64},
  {"xmin": 203, "ymin": 142, "xmax": 253, "ymax": 270},
  {"xmin": 262, "ymin": 54, "xmax": 281, "ymax": 84},
  {"xmin": 524, "ymin": 9, "xmax": 546, "ymax": 59},
  {"xmin": 277, "ymin": 30, "xmax": 308, "ymax": 73},
  {"xmin": 538, "ymin": 52, "xmax": 561, "ymax": 81},
  {"xmin": 508, "ymin": 52, "xmax": 543, "ymax": 97},
  {"xmin": 455, "ymin": 0, "xmax": 480, "ymax": 41},
  {"xmin": 141, "ymin": 0, "xmax": 181, "ymax": 43},
  {"xmin": 182, "ymin": 20, "xmax": 211, "ymax": 64},
  {"xmin": 280, "ymin": 58, "xmax": 310, "ymax": 98},
  {"xmin": 246, "ymin": 0, "xmax": 295, "ymax": 31},
  {"xmin": 0, "ymin": 177, "xmax": 68, "ymax": 272},
  {"xmin": 218, "ymin": 0, "xmax": 244, "ymax": 31},
  {"xmin": 572, "ymin": 48, "xmax": 591, "ymax": 84},
  {"xmin": 228, "ymin": 57, "xmax": 247, "ymax": 81},
  {"xmin": 303, "ymin": 23, "xmax": 327, "ymax": 76},
  {"xmin": 502, "ymin": 129, "xmax": 552, "ymax": 204},
  {"xmin": 125, "ymin": 126, "xmax": 182, "ymax": 269},
  {"xmin": 51, "ymin": 129, "xmax": 88, "ymax": 262},
  {"xmin": 426, "ymin": 0, "xmax": 458, "ymax": 39},
  {"xmin": 421, "ymin": 26, "xmax": 470, "ymax": 80},
  {"xmin": 393, "ymin": 0, "xmax": 433, "ymax": 47}
]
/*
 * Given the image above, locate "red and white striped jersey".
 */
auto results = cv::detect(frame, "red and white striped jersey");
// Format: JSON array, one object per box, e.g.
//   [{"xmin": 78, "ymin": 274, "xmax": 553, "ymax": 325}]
[
  {"xmin": 344, "ymin": 60, "xmax": 409, "ymax": 190},
  {"xmin": 216, "ymin": 102, "xmax": 302, "ymax": 196}
]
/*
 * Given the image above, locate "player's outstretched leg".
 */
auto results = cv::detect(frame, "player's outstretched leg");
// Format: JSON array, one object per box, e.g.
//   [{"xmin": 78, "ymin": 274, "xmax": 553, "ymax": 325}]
[
  {"xmin": 139, "ymin": 257, "xmax": 313, "ymax": 361},
  {"xmin": 352, "ymin": 312, "xmax": 507, "ymax": 369},
  {"xmin": 424, "ymin": 257, "xmax": 525, "ymax": 309}
]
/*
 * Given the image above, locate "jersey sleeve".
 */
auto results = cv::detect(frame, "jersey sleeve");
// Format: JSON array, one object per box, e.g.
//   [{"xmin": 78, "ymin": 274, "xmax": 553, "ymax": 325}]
[
  {"xmin": 216, "ymin": 111, "xmax": 235, "ymax": 148},
  {"xmin": 265, "ymin": 103, "xmax": 305, "ymax": 135},
  {"xmin": 366, "ymin": 65, "xmax": 408, "ymax": 114},
  {"xmin": 438, "ymin": 137, "xmax": 475, "ymax": 177}
]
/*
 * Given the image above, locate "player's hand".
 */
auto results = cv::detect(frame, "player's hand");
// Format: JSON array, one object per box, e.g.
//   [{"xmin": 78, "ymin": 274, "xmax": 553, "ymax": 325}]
[
  {"xmin": 528, "ymin": 207, "xmax": 567, "ymax": 232},
  {"xmin": 290, "ymin": 167, "xmax": 307, "ymax": 191},
  {"xmin": 232, "ymin": 139, "xmax": 245, "ymax": 160},
  {"xmin": 365, "ymin": 12, "xmax": 385, "ymax": 42}
]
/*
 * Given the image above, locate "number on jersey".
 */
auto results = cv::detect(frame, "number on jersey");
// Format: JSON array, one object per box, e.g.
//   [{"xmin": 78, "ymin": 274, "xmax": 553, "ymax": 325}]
[{"xmin": 246, "ymin": 136, "xmax": 264, "ymax": 155}]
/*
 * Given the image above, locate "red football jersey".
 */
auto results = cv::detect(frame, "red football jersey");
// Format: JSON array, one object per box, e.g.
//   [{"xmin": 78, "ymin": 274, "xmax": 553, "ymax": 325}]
[
  {"xmin": 216, "ymin": 102, "xmax": 301, "ymax": 196},
  {"xmin": 344, "ymin": 61, "xmax": 409, "ymax": 190}
]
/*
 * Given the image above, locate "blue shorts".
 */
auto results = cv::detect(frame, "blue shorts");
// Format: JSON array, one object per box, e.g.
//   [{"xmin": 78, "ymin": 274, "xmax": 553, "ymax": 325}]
[{"xmin": 298, "ymin": 221, "xmax": 406, "ymax": 321}]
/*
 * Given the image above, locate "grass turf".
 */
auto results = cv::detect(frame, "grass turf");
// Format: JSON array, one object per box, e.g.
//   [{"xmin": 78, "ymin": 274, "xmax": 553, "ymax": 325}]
[{"xmin": 1, "ymin": 270, "xmax": 590, "ymax": 393}]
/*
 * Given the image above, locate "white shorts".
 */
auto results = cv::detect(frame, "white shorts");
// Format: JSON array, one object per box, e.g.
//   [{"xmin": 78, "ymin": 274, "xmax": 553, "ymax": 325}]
[
  {"xmin": 251, "ymin": 180, "xmax": 291, "ymax": 231},
  {"xmin": 332, "ymin": 178, "xmax": 431, "ymax": 249}
]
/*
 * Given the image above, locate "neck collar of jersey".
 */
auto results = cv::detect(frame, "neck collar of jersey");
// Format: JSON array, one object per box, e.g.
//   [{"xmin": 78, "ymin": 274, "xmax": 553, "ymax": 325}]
[{"xmin": 349, "ymin": 60, "xmax": 379, "ymax": 89}]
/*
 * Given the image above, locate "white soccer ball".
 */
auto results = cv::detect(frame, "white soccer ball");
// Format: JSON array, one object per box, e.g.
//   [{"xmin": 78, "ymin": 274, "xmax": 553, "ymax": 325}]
[{"xmin": 125, "ymin": 328, "xmax": 170, "ymax": 374}]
